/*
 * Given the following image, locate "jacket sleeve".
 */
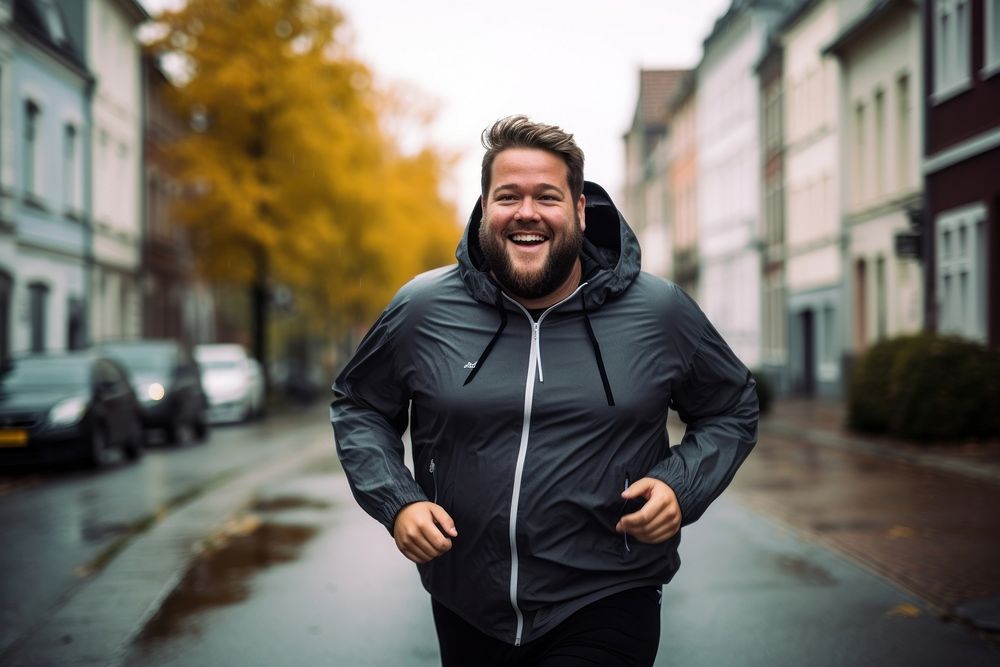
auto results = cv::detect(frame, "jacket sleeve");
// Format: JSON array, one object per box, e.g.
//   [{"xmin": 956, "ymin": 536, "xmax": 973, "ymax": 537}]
[
  {"xmin": 330, "ymin": 297, "xmax": 428, "ymax": 533},
  {"xmin": 646, "ymin": 289, "xmax": 759, "ymax": 526}
]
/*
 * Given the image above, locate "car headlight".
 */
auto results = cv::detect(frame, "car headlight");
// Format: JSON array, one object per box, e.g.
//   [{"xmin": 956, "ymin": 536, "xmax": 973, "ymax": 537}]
[
  {"xmin": 49, "ymin": 396, "xmax": 88, "ymax": 427},
  {"xmin": 146, "ymin": 383, "xmax": 166, "ymax": 401}
]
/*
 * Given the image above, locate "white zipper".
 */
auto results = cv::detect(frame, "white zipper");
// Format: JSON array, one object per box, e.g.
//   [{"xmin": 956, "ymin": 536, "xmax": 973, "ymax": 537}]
[{"xmin": 501, "ymin": 284, "xmax": 587, "ymax": 645}]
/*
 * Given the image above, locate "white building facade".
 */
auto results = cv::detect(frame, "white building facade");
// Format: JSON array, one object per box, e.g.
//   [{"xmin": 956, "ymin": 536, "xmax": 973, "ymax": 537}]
[
  {"xmin": 81, "ymin": 0, "xmax": 147, "ymax": 342},
  {"xmin": 780, "ymin": 0, "xmax": 852, "ymax": 395},
  {"xmin": 0, "ymin": 0, "xmax": 91, "ymax": 360},
  {"xmin": 826, "ymin": 0, "xmax": 925, "ymax": 357},
  {"xmin": 696, "ymin": 1, "xmax": 792, "ymax": 369}
]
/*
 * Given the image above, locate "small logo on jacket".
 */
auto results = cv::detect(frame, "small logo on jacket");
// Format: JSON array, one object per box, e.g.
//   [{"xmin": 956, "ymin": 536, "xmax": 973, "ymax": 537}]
[{"xmin": 463, "ymin": 361, "xmax": 477, "ymax": 369}]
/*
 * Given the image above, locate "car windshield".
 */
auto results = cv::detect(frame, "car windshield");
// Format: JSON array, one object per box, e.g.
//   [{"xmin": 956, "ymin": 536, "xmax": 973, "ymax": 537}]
[
  {"xmin": 0, "ymin": 358, "xmax": 90, "ymax": 392},
  {"xmin": 200, "ymin": 360, "xmax": 241, "ymax": 371},
  {"xmin": 104, "ymin": 345, "xmax": 175, "ymax": 373}
]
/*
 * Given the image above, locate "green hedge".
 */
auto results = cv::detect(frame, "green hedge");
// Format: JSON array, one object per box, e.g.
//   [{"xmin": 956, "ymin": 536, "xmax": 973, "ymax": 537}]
[{"xmin": 847, "ymin": 334, "xmax": 1000, "ymax": 442}]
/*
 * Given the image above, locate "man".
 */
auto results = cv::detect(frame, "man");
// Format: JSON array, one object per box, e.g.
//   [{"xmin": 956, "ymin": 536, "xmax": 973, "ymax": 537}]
[{"xmin": 331, "ymin": 115, "xmax": 758, "ymax": 665}]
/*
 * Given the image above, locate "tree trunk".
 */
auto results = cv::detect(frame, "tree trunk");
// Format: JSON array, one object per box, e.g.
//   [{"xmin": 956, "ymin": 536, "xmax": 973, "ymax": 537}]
[{"xmin": 252, "ymin": 244, "xmax": 270, "ymax": 394}]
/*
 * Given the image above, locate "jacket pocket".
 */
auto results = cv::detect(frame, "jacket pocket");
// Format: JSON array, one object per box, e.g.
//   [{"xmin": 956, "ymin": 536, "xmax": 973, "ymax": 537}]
[
  {"xmin": 618, "ymin": 472, "xmax": 646, "ymax": 554},
  {"xmin": 428, "ymin": 456, "xmax": 439, "ymax": 504},
  {"xmin": 415, "ymin": 445, "xmax": 438, "ymax": 503}
]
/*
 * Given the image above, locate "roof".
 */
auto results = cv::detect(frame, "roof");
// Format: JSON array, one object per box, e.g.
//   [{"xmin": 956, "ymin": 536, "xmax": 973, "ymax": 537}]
[
  {"xmin": 823, "ymin": 0, "xmax": 910, "ymax": 57},
  {"xmin": 629, "ymin": 69, "xmax": 689, "ymax": 132},
  {"xmin": 13, "ymin": 0, "xmax": 89, "ymax": 74}
]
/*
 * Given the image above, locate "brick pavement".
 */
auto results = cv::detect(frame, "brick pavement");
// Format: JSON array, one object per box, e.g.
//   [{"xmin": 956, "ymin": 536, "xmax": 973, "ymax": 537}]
[{"xmin": 729, "ymin": 398, "xmax": 1000, "ymax": 625}]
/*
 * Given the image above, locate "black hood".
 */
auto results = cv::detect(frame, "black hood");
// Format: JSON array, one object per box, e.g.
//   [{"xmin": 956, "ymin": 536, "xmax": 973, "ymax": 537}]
[{"xmin": 455, "ymin": 181, "xmax": 641, "ymax": 310}]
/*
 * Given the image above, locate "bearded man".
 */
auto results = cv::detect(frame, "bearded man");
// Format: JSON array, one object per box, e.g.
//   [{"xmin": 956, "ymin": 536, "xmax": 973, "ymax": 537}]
[{"xmin": 331, "ymin": 115, "xmax": 759, "ymax": 666}]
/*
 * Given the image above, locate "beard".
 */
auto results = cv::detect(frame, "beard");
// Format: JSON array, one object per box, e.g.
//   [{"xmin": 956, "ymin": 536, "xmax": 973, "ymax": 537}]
[{"xmin": 478, "ymin": 213, "xmax": 584, "ymax": 301}]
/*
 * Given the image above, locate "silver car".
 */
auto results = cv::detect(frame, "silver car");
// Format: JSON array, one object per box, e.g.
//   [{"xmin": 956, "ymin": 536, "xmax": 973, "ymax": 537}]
[{"xmin": 194, "ymin": 344, "xmax": 265, "ymax": 423}]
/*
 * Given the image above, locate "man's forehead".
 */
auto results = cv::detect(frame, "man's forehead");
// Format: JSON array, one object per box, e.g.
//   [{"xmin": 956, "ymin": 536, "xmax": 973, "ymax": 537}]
[{"xmin": 489, "ymin": 148, "xmax": 571, "ymax": 190}]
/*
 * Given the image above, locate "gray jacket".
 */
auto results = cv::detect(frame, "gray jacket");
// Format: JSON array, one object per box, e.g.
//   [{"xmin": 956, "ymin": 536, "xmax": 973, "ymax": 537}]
[{"xmin": 330, "ymin": 182, "xmax": 758, "ymax": 645}]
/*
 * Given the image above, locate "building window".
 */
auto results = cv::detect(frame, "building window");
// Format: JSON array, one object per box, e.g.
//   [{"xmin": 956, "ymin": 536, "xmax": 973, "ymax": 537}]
[
  {"xmin": 28, "ymin": 283, "xmax": 49, "ymax": 353},
  {"xmin": 67, "ymin": 296, "xmax": 85, "ymax": 350},
  {"xmin": 986, "ymin": 0, "xmax": 1000, "ymax": 76},
  {"xmin": 874, "ymin": 89, "xmax": 885, "ymax": 197},
  {"xmin": 0, "ymin": 272, "xmax": 11, "ymax": 370},
  {"xmin": 933, "ymin": 0, "xmax": 971, "ymax": 101},
  {"xmin": 937, "ymin": 204, "xmax": 987, "ymax": 341},
  {"xmin": 854, "ymin": 102, "xmax": 866, "ymax": 206},
  {"xmin": 63, "ymin": 124, "xmax": 79, "ymax": 213},
  {"xmin": 23, "ymin": 100, "xmax": 41, "ymax": 198},
  {"xmin": 896, "ymin": 74, "xmax": 911, "ymax": 191}
]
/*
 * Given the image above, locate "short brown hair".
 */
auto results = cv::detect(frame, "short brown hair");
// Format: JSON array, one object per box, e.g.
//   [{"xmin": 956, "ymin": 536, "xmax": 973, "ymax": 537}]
[{"xmin": 480, "ymin": 115, "xmax": 585, "ymax": 201}]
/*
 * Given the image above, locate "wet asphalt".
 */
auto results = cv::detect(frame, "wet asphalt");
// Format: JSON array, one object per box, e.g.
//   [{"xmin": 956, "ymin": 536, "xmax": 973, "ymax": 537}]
[
  {"xmin": 4, "ymin": 409, "xmax": 999, "ymax": 665},
  {"xmin": 120, "ymin": 458, "xmax": 997, "ymax": 666}
]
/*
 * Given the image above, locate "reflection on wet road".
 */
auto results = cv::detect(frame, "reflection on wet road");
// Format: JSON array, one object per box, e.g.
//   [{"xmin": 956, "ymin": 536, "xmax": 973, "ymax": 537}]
[
  {"xmin": 732, "ymin": 427, "xmax": 1000, "ymax": 611},
  {"xmin": 122, "ymin": 466, "xmax": 441, "ymax": 667}
]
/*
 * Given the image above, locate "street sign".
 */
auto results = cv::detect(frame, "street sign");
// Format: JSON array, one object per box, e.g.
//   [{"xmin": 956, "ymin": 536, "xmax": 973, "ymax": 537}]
[{"xmin": 895, "ymin": 230, "xmax": 921, "ymax": 259}]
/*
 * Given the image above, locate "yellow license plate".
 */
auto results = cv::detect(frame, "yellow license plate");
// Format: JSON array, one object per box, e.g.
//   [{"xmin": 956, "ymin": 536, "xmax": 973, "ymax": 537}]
[{"xmin": 0, "ymin": 430, "xmax": 29, "ymax": 447}]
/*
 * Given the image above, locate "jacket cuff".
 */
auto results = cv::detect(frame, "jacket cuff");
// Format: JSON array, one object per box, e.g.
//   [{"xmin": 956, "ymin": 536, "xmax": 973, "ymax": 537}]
[
  {"xmin": 381, "ymin": 491, "xmax": 431, "ymax": 535},
  {"xmin": 647, "ymin": 459, "xmax": 695, "ymax": 526}
]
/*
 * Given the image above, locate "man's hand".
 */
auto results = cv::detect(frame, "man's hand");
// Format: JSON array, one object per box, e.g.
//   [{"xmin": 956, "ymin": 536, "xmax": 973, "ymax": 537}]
[
  {"xmin": 615, "ymin": 477, "xmax": 682, "ymax": 544},
  {"xmin": 393, "ymin": 501, "xmax": 458, "ymax": 563}
]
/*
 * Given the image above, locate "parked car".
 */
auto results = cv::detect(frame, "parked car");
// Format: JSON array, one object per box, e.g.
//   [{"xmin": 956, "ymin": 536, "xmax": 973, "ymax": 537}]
[
  {"xmin": 194, "ymin": 344, "xmax": 265, "ymax": 423},
  {"xmin": 0, "ymin": 352, "xmax": 145, "ymax": 467},
  {"xmin": 98, "ymin": 340, "xmax": 208, "ymax": 444}
]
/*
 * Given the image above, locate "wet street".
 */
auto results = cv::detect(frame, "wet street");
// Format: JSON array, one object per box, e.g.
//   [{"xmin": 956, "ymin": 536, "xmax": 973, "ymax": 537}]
[
  {"xmin": 0, "ymin": 404, "xmax": 330, "ymax": 663},
  {"xmin": 3, "ymin": 407, "xmax": 999, "ymax": 665}
]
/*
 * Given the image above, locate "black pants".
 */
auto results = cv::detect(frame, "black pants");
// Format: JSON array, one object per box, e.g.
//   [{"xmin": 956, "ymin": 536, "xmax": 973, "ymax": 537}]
[{"xmin": 432, "ymin": 587, "xmax": 662, "ymax": 666}]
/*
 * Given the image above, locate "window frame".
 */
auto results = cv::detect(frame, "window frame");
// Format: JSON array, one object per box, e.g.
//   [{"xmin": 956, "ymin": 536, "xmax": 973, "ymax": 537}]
[
  {"xmin": 985, "ymin": 0, "xmax": 1000, "ymax": 78},
  {"xmin": 936, "ymin": 203, "xmax": 987, "ymax": 342},
  {"xmin": 932, "ymin": 0, "xmax": 972, "ymax": 104},
  {"xmin": 23, "ymin": 99, "xmax": 42, "ymax": 200}
]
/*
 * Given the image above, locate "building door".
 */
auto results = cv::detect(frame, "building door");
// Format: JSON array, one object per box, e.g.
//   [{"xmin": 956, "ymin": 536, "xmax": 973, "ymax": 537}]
[{"xmin": 800, "ymin": 309, "xmax": 816, "ymax": 396}]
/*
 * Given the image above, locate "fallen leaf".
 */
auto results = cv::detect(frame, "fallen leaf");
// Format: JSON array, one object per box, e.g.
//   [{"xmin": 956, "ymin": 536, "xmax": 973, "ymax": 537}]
[
  {"xmin": 885, "ymin": 603, "xmax": 921, "ymax": 618},
  {"xmin": 887, "ymin": 525, "xmax": 915, "ymax": 539}
]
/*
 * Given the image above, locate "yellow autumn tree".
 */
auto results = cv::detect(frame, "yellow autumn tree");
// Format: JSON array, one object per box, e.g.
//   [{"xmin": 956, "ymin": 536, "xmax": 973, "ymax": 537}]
[{"xmin": 148, "ymin": 0, "xmax": 459, "ymax": 380}]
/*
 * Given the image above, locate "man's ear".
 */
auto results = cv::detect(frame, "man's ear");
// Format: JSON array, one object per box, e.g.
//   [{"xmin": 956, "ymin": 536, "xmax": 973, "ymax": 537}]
[{"xmin": 577, "ymin": 194, "xmax": 586, "ymax": 232}]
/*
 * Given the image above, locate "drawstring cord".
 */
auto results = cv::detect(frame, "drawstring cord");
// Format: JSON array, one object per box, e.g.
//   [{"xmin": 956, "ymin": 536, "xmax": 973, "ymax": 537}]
[
  {"xmin": 463, "ymin": 289, "xmax": 508, "ymax": 386},
  {"xmin": 581, "ymin": 291, "xmax": 616, "ymax": 407},
  {"xmin": 463, "ymin": 286, "xmax": 616, "ymax": 408}
]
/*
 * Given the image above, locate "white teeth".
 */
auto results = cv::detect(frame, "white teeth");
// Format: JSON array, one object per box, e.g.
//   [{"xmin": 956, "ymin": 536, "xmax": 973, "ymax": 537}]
[{"xmin": 511, "ymin": 233, "xmax": 545, "ymax": 242}]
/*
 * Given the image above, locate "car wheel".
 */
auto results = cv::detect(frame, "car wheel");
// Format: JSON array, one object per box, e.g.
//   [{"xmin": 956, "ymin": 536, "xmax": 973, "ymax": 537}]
[
  {"xmin": 124, "ymin": 419, "xmax": 145, "ymax": 461},
  {"xmin": 193, "ymin": 415, "xmax": 209, "ymax": 443},
  {"xmin": 165, "ymin": 416, "xmax": 184, "ymax": 445},
  {"xmin": 88, "ymin": 427, "xmax": 115, "ymax": 468}
]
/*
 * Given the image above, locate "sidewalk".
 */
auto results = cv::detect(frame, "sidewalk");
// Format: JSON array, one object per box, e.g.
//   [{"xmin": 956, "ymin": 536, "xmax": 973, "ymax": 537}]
[
  {"xmin": 763, "ymin": 397, "xmax": 1000, "ymax": 484},
  {"xmin": 741, "ymin": 397, "xmax": 1000, "ymax": 635}
]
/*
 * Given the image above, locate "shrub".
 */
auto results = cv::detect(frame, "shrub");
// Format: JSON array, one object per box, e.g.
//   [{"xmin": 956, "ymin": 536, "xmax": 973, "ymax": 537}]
[
  {"xmin": 847, "ymin": 336, "xmax": 919, "ymax": 434},
  {"xmin": 848, "ymin": 333, "xmax": 1000, "ymax": 442}
]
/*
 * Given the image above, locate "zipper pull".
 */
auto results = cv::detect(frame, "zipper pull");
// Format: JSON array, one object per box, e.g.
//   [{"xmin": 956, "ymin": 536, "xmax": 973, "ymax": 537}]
[{"xmin": 429, "ymin": 458, "xmax": 436, "ymax": 474}]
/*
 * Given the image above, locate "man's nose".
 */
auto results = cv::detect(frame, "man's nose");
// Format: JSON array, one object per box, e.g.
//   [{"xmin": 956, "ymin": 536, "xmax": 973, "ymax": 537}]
[{"xmin": 515, "ymin": 198, "xmax": 540, "ymax": 220}]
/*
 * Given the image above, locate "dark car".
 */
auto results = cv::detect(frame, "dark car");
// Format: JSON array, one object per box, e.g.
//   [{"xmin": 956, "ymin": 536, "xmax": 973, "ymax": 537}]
[
  {"xmin": 0, "ymin": 352, "xmax": 145, "ymax": 467},
  {"xmin": 98, "ymin": 340, "xmax": 209, "ymax": 445}
]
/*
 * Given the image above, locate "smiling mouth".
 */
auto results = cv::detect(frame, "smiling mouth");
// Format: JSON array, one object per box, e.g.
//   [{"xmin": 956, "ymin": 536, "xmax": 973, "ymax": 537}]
[{"xmin": 508, "ymin": 232, "xmax": 548, "ymax": 246}]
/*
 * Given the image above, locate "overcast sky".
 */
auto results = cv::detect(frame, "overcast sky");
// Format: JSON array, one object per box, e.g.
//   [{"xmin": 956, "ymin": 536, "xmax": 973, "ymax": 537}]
[{"xmin": 142, "ymin": 0, "xmax": 731, "ymax": 212}]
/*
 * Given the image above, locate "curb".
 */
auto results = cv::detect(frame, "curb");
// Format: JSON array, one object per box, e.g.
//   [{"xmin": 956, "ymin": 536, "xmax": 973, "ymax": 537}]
[{"xmin": 4, "ymin": 438, "xmax": 334, "ymax": 667}]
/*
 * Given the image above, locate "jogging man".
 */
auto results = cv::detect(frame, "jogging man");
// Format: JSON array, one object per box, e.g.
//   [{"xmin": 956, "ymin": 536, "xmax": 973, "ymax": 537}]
[{"xmin": 331, "ymin": 115, "xmax": 759, "ymax": 665}]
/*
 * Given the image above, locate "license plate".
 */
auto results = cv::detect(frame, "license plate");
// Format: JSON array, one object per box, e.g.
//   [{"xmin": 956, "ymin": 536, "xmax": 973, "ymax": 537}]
[{"xmin": 0, "ymin": 430, "xmax": 29, "ymax": 447}]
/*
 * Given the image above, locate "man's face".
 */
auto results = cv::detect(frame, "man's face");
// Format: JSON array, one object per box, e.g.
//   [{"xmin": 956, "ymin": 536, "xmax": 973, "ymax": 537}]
[{"xmin": 479, "ymin": 148, "xmax": 586, "ymax": 301}]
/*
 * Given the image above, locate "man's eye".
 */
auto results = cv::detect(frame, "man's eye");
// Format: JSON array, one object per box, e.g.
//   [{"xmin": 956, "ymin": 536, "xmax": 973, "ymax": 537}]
[{"xmin": 497, "ymin": 194, "xmax": 516, "ymax": 201}]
